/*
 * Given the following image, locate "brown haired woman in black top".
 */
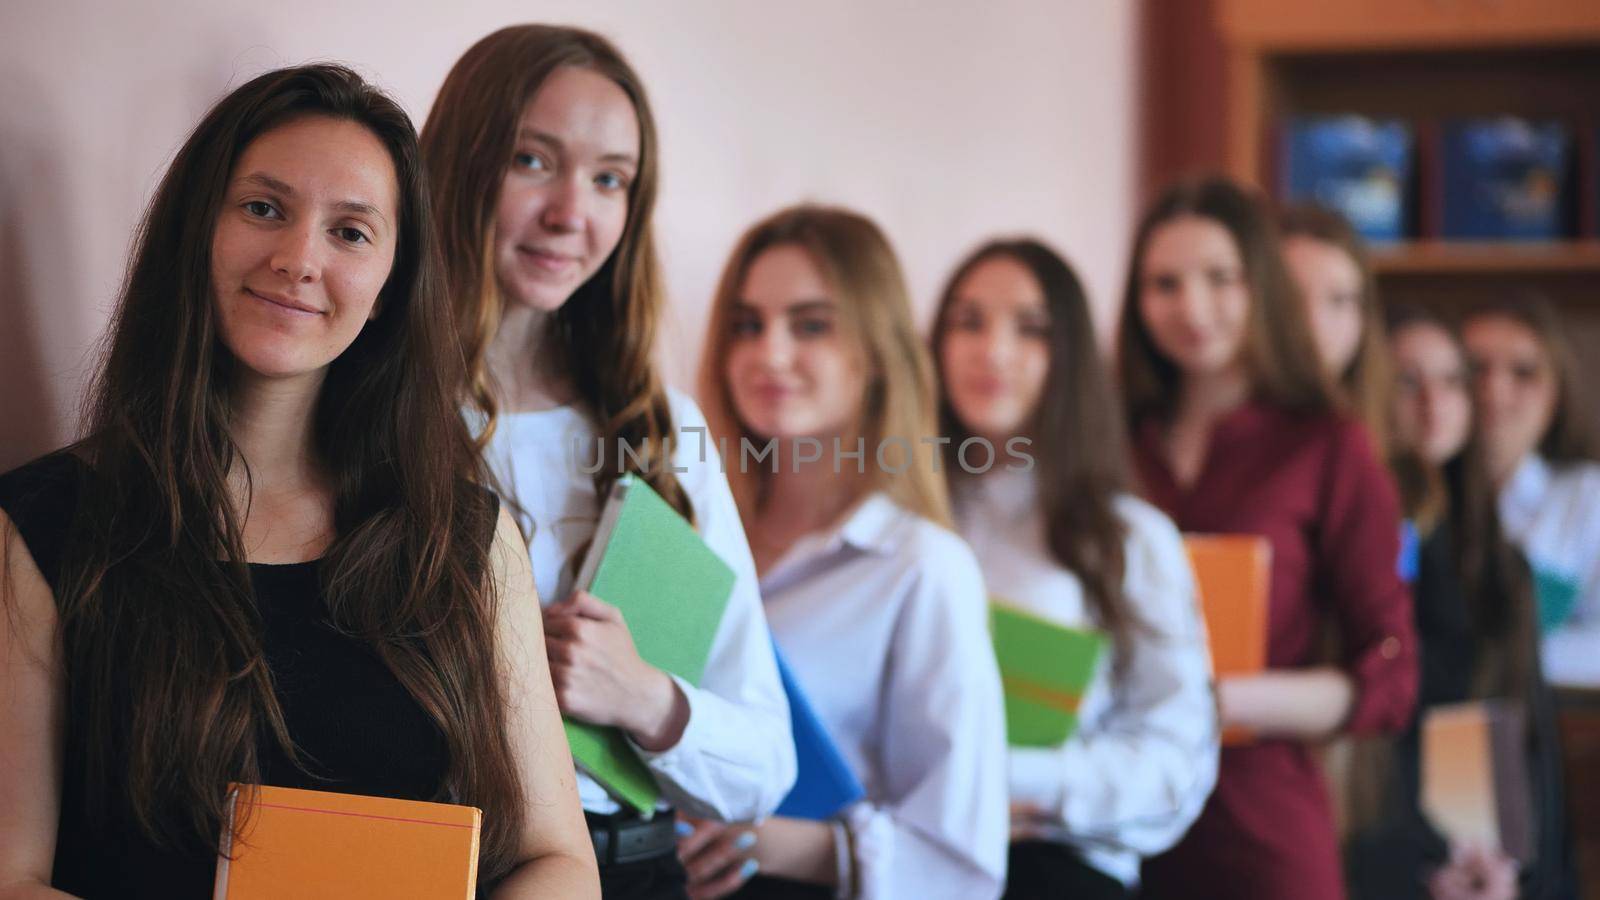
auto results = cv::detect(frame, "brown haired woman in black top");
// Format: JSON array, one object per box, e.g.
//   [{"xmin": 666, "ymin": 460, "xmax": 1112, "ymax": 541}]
[{"xmin": 0, "ymin": 64, "xmax": 595, "ymax": 898}]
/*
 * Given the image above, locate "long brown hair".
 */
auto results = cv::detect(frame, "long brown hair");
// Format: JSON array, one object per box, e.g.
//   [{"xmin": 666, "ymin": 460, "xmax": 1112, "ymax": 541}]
[
  {"xmin": 37, "ymin": 65, "xmax": 523, "ymax": 879},
  {"xmin": 1118, "ymin": 176, "xmax": 1337, "ymax": 424},
  {"xmin": 698, "ymin": 204, "xmax": 951, "ymax": 528},
  {"xmin": 1386, "ymin": 307, "xmax": 1526, "ymax": 639},
  {"xmin": 421, "ymin": 24, "xmax": 690, "ymax": 519},
  {"xmin": 1464, "ymin": 292, "xmax": 1600, "ymax": 465},
  {"xmin": 932, "ymin": 239, "xmax": 1142, "ymax": 665},
  {"xmin": 1279, "ymin": 203, "xmax": 1392, "ymax": 456}
]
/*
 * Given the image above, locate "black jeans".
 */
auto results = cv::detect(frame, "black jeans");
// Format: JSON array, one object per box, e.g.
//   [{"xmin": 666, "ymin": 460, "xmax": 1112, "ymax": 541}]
[
  {"xmin": 599, "ymin": 852, "xmax": 691, "ymax": 900},
  {"xmin": 729, "ymin": 875, "xmax": 832, "ymax": 899},
  {"xmin": 1002, "ymin": 840, "xmax": 1128, "ymax": 900}
]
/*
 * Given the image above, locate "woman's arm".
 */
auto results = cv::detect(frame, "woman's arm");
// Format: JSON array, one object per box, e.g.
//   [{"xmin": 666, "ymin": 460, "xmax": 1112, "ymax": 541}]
[
  {"xmin": 0, "ymin": 511, "xmax": 77, "ymax": 899},
  {"xmin": 1217, "ymin": 667, "xmax": 1354, "ymax": 738},
  {"xmin": 1225, "ymin": 420, "xmax": 1417, "ymax": 740},
  {"xmin": 1009, "ymin": 504, "xmax": 1220, "ymax": 853},
  {"xmin": 486, "ymin": 507, "xmax": 600, "ymax": 899}
]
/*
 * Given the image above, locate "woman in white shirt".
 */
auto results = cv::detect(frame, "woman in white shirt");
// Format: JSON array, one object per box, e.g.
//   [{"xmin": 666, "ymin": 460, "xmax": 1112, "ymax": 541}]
[
  {"xmin": 1463, "ymin": 295, "xmax": 1600, "ymax": 688},
  {"xmin": 931, "ymin": 239, "xmax": 1219, "ymax": 899},
  {"xmin": 680, "ymin": 204, "xmax": 1009, "ymax": 899},
  {"xmin": 420, "ymin": 26, "xmax": 796, "ymax": 898}
]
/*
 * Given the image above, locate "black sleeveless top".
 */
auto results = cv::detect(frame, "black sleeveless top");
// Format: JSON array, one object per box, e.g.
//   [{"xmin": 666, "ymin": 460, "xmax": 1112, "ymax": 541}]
[{"xmin": 0, "ymin": 452, "xmax": 484, "ymax": 899}]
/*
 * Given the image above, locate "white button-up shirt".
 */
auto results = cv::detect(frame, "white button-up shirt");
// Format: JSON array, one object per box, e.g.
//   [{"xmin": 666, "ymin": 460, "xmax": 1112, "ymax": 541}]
[
  {"xmin": 761, "ymin": 493, "xmax": 1009, "ymax": 900},
  {"xmin": 953, "ymin": 468, "xmax": 1219, "ymax": 888},
  {"xmin": 484, "ymin": 388, "xmax": 796, "ymax": 820},
  {"xmin": 1500, "ymin": 453, "xmax": 1600, "ymax": 688}
]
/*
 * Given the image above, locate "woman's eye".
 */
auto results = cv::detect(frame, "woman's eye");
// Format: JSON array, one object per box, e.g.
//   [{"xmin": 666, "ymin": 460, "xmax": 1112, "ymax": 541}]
[
  {"xmin": 243, "ymin": 200, "xmax": 280, "ymax": 219},
  {"xmin": 335, "ymin": 227, "xmax": 370, "ymax": 245},
  {"xmin": 596, "ymin": 171, "xmax": 629, "ymax": 191},
  {"xmin": 1207, "ymin": 267, "xmax": 1237, "ymax": 288},
  {"xmin": 948, "ymin": 310, "xmax": 983, "ymax": 332},
  {"xmin": 731, "ymin": 318, "xmax": 761, "ymax": 338},
  {"xmin": 512, "ymin": 152, "xmax": 548, "ymax": 172},
  {"xmin": 794, "ymin": 317, "xmax": 832, "ymax": 338}
]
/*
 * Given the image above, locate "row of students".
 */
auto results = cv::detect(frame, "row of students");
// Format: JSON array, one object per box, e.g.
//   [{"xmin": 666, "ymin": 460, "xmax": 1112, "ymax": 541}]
[
  {"xmin": 8, "ymin": 20, "xmax": 1592, "ymax": 900},
  {"xmin": 1276, "ymin": 207, "xmax": 1592, "ymax": 898}
]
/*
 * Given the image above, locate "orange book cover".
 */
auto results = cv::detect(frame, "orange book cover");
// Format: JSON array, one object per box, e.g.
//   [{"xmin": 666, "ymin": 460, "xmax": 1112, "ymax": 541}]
[
  {"xmin": 1183, "ymin": 534, "xmax": 1272, "ymax": 745},
  {"xmin": 213, "ymin": 785, "xmax": 481, "ymax": 899}
]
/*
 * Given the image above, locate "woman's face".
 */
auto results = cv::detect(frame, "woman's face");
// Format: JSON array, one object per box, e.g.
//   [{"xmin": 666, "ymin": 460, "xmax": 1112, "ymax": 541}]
[
  {"xmin": 1463, "ymin": 314, "xmax": 1559, "ymax": 467},
  {"xmin": 938, "ymin": 254, "xmax": 1052, "ymax": 443},
  {"xmin": 494, "ymin": 65, "xmax": 638, "ymax": 313},
  {"xmin": 1137, "ymin": 215, "xmax": 1251, "ymax": 380},
  {"xmin": 210, "ymin": 115, "xmax": 398, "ymax": 383},
  {"xmin": 725, "ymin": 244, "xmax": 868, "ymax": 442},
  {"xmin": 1283, "ymin": 234, "xmax": 1364, "ymax": 378},
  {"xmin": 1390, "ymin": 321, "xmax": 1473, "ymax": 465}
]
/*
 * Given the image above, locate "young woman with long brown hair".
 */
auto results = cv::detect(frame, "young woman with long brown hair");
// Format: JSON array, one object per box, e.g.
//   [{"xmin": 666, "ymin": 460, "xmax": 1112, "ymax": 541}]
[
  {"xmin": 1119, "ymin": 176, "xmax": 1417, "ymax": 900},
  {"xmin": 420, "ymin": 26, "xmax": 795, "ymax": 899},
  {"xmin": 1463, "ymin": 295, "xmax": 1600, "ymax": 689},
  {"xmin": 1279, "ymin": 203, "xmax": 1392, "ymax": 455},
  {"xmin": 1342, "ymin": 306, "xmax": 1572, "ymax": 900},
  {"xmin": 0, "ymin": 65, "xmax": 596, "ymax": 898},
  {"xmin": 682, "ymin": 204, "xmax": 1008, "ymax": 899},
  {"xmin": 931, "ymin": 238, "xmax": 1217, "ymax": 899}
]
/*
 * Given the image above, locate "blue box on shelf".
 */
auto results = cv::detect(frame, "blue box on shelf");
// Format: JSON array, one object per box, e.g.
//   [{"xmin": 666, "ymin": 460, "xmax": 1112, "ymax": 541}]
[
  {"xmin": 1441, "ymin": 118, "xmax": 1569, "ymax": 241},
  {"xmin": 1284, "ymin": 116, "xmax": 1412, "ymax": 243}
]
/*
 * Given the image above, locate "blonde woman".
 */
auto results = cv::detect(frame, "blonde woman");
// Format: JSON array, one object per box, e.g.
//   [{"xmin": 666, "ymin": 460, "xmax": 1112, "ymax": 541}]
[
  {"xmin": 681, "ymin": 205, "xmax": 1008, "ymax": 899},
  {"xmin": 421, "ymin": 26, "xmax": 795, "ymax": 898}
]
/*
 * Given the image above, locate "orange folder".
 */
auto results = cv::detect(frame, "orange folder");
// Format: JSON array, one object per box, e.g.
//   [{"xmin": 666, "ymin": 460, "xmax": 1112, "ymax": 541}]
[
  {"xmin": 1183, "ymin": 534, "xmax": 1272, "ymax": 745},
  {"xmin": 213, "ymin": 785, "xmax": 481, "ymax": 899}
]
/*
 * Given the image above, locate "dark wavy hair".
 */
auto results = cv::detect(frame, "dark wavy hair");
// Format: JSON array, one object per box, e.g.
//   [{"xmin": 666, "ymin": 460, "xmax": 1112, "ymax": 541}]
[
  {"xmin": 421, "ymin": 25, "xmax": 691, "ymax": 521},
  {"xmin": 933, "ymin": 239, "xmax": 1142, "ymax": 667},
  {"xmin": 48, "ymin": 65, "xmax": 524, "ymax": 879}
]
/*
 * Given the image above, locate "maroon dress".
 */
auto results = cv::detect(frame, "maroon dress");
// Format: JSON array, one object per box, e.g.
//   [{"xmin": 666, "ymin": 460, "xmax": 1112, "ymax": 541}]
[{"xmin": 1136, "ymin": 402, "xmax": 1418, "ymax": 900}]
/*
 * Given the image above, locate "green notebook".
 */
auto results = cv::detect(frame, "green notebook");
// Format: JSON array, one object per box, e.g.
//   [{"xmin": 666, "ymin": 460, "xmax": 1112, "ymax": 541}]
[
  {"xmin": 564, "ymin": 475, "xmax": 737, "ymax": 815},
  {"xmin": 989, "ymin": 600, "xmax": 1107, "ymax": 747}
]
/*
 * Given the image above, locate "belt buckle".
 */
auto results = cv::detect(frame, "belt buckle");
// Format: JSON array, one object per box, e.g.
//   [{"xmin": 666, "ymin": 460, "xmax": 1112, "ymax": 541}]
[{"xmin": 590, "ymin": 809, "xmax": 678, "ymax": 866}]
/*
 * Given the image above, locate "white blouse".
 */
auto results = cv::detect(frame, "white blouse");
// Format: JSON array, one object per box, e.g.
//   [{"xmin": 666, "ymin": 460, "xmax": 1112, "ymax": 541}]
[
  {"xmin": 1500, "ymin": 453, "xmax": 1600, "ymax": 688},
  {"xmin": 484, "ymin": 388, "xmax": 796, "ymax": 819},
  {"xmin": 760, "ymin": 493, "xmax": 1009, "ymax": 900},
  {"xmin": 953, "ymin": 468, "xmax": 1219, "ymax": 888}
]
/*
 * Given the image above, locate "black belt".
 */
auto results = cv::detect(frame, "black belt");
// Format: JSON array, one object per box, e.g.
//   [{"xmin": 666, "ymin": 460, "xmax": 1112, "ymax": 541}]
[{"xmin": 587, "ymin": 809, "xmax": 680, "ymax": 866}]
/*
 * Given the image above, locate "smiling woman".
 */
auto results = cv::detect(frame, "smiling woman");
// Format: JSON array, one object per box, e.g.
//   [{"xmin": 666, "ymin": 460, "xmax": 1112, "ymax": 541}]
[
  {"xmin": 0, "ymin": 64, "xmax": 597, "ymax": 899},
  {"xmin": 421, "ymin": 26, "xmax": 796, "ymax": 900}
]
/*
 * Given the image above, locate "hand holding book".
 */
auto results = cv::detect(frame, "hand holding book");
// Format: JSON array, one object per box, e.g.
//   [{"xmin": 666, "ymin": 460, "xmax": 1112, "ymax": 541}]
[{"xmin": 543, "ymin": 589, "xmax": 689, "ymax": 752}]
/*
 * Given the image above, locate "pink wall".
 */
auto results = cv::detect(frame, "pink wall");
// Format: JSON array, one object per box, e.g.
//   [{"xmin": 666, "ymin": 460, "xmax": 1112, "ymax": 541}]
[{"xmin": 0, "ymin": 0, "xmax": 1139, "ymax": 470}]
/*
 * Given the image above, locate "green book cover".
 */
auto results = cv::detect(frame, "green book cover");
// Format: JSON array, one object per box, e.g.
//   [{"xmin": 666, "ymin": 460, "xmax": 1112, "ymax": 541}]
[
  {"xmin": 564, "ymin": 475, "xmax": 737, "ymax": 815},
  {"xmin": 989, "ymin": 600, "xmax": 1107, "ymax": 747}
]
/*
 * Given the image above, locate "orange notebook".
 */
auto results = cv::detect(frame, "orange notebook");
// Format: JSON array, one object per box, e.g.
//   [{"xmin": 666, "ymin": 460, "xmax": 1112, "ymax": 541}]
[
  {"xmin": 1420, "ymin": 700, "xmax": 1534, "ymax": 862},
  {"xmin": 1183, "ymin": 534, "xmax": 1272, "ymax": 745},
  {"xmin": 213, "ymin": 785, "xmax": 481, "ymax": 899}
]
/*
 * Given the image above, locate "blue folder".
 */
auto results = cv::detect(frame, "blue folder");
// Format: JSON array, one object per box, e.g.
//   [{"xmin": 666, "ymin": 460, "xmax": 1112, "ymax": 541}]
[{"xmin": 772, "ymin": 642, "xmax": 866, "ymax": 821}]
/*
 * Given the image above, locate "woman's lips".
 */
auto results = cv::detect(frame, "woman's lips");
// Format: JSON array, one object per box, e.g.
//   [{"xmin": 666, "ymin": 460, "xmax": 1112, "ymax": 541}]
[
  {"xmin": 517, "ymin": 245, "xmax": 580, "ymax": 276},
  {"xmin": 245, "ymin": 287, "xmax": 321, "ymax": 317}
]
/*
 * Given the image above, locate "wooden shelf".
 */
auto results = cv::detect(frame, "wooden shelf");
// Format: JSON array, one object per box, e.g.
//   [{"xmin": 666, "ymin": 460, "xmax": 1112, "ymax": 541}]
[{"xmin": 1369, "ymin": 241, "xmax": 1600, "ymax": 275}]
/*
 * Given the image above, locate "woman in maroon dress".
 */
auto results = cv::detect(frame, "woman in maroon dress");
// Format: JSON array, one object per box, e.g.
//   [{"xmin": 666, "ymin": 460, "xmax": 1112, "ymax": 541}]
[{"xmin": 1122, "ymin": 176, "xmax": 1418, "ymax": 900}]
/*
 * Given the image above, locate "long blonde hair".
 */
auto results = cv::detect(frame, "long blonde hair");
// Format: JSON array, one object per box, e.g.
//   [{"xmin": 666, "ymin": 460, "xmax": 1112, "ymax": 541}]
[
  {"xmin": 421, "ymin": 24, "xmax": 690, "ymax": 519},
  {"xmin": 698, "ymin": 204, "xmax": 951, "ymax": 527}
]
